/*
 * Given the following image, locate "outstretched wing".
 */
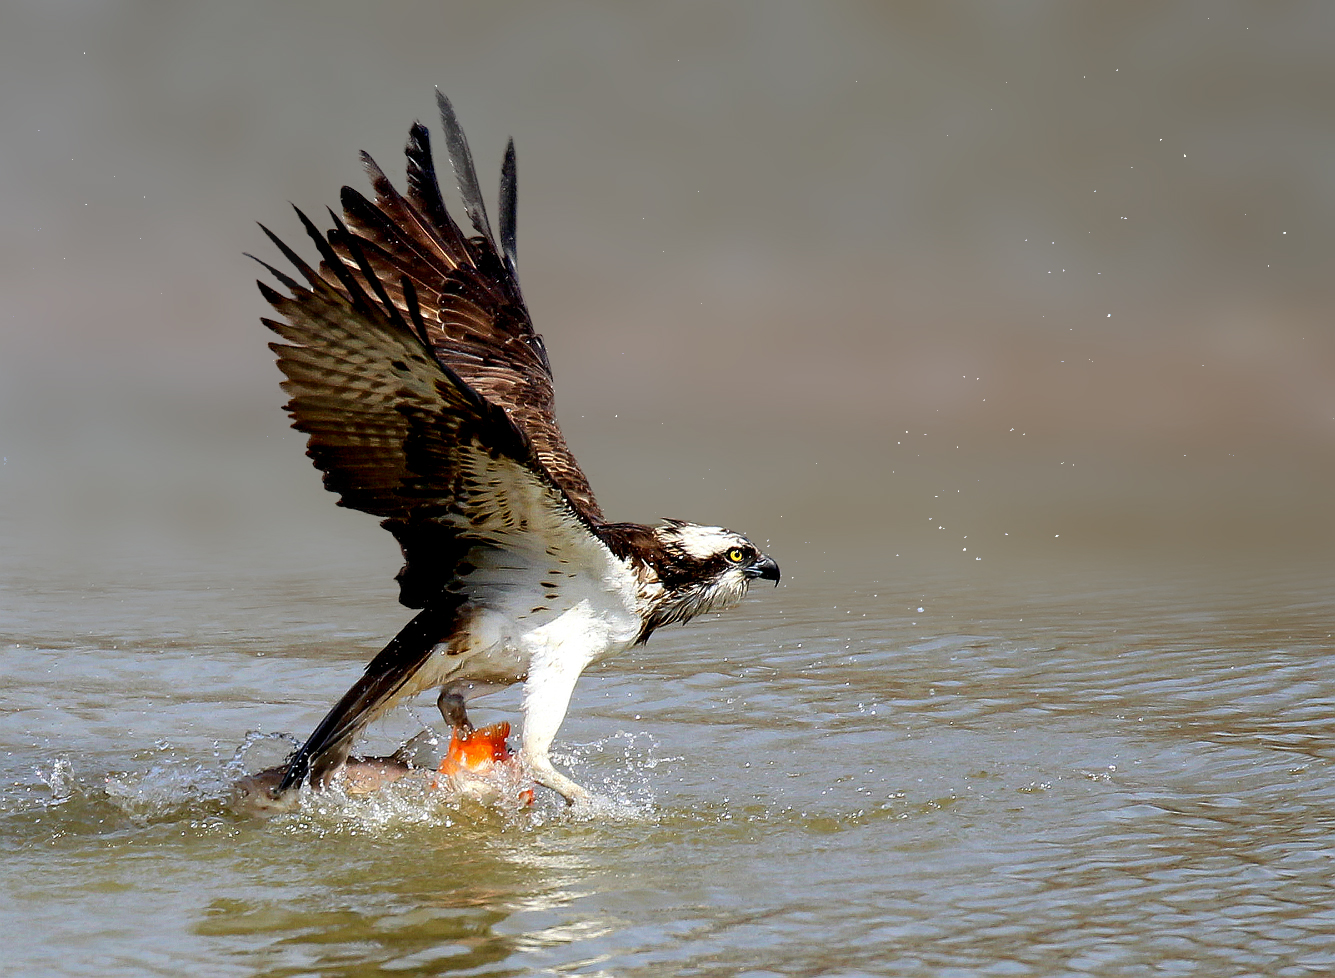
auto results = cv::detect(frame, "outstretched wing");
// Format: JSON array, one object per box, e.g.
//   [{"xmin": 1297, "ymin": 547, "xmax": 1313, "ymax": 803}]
[
  {"xmin": 257, "ymin": 94, "xmax": 607, "ymax": 606},
  {"xmin": 329, "ymin": 90, "xmax": 602, "ymax": 522},
  {"xmin": 257, "ymin": 201, "xmax": 606, "ymax": 601}
]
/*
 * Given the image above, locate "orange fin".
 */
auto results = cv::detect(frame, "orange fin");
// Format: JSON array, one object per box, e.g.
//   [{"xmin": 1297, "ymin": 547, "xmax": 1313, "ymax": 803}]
[
  {"xmin": 435, "ymin": 722, "xmax": 534, "ymax": 806},
  {"xmin": 438, "ymin": 721, "xmax": 513, "ymax": 776}
]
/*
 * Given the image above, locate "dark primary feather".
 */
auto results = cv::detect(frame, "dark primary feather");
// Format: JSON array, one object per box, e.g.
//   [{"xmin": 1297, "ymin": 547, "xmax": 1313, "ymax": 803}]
[
  {"xmin": 436, "ymin": 90, "xmax": 494, "ymax": 243},
  {"xmin": 498, "ymin": 139, "xmax": 518, "ymax": 277},
  {"xmin": 403, "ymin": 123, "xmax": 463, "ymax": 256}
]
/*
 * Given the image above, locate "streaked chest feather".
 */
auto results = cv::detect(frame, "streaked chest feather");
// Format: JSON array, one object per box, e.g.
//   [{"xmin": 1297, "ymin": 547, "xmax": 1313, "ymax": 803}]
[{"xmin": 427, "ymin": 545, "xmax": 645, "ymax": 682}]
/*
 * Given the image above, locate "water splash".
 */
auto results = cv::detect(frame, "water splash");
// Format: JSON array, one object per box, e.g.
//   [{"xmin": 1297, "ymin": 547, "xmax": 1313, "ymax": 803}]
[
  {"xmin": 0, "ymin": 726, "xmax": 683, "ymax": 848},
  {"xmin": 35, "ymin": 756, "xmax": 74, "ymax": 804}
]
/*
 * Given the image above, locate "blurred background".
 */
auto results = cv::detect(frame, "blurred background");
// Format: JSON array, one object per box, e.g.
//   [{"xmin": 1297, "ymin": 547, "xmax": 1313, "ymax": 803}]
[{"xmin": 1, "ymin": 1, "xmax": 1332, "ymax": 608}]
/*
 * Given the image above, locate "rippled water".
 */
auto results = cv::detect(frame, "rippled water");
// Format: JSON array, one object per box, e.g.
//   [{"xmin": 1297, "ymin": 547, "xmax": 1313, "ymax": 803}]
[{"xmin": 4, "ymin": 538, "xmax": 1334, "ymax": 976}]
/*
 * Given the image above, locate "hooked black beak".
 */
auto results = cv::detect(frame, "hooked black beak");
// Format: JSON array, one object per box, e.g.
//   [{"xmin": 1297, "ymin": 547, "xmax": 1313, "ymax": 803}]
[{"xmin": 746, "ymin": 553, "xmax": 781, "ymax": 585}]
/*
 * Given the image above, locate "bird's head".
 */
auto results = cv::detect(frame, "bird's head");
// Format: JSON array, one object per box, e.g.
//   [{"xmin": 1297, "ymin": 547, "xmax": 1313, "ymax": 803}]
[{"xmin": 637, "ymin": 519, "xmax": 780, "ymax": 637}]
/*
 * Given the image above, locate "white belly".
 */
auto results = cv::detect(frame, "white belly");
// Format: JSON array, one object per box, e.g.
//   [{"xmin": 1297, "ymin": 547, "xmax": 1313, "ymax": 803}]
[{"xmin": 410, "ymin": 546, "xmax": 644, "ymax": 696}]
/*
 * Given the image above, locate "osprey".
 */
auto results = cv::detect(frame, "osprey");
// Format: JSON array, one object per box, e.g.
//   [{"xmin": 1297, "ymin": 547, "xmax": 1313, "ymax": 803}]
[{"xmin": 256, "ymin": 92, "xmax": 779, "ymax": 805}]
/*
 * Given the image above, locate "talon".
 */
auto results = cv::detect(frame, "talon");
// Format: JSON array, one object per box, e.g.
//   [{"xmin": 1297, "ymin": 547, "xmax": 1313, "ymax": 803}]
[{"xmin": 525, "ymin": 752, "xmax": 592, "ymax": 806}]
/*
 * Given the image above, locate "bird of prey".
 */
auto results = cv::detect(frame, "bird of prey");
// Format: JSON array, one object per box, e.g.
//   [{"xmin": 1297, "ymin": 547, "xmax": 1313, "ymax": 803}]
[{"xmin": 255, "ymin": 91, "xmax": 780, "ymax": 805}]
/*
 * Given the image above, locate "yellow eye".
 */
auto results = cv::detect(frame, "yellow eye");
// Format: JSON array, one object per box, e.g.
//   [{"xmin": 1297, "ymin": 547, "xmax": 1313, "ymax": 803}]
[{"xmin": 726, "ymin": 547, "xmax": 746, "ymax": 563}]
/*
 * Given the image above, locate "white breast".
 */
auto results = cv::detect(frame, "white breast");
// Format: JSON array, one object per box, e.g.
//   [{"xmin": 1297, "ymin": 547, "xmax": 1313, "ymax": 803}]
[{"xmin": 413, "ymin": 539, "xmax": 644, "ymax": 692}]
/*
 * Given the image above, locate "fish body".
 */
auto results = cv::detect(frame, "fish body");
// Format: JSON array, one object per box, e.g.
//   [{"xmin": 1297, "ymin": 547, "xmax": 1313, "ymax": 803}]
[{"xmin": 232, "ymin": 722, "xmax": 532, "ymax": 814}]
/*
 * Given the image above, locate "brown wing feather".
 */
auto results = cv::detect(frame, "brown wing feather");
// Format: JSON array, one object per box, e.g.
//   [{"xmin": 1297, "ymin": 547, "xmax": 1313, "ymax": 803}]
[
  {"xmin": 257, "ymin": 104, "xmax": 614, "ymax": 607},
  {"xmin": 257, "ymin": 197, "xmax": 603, "ymax": 608},
  {"xmin": 328, "ymin": 108, "xmax": 604, "ymax": 522}
]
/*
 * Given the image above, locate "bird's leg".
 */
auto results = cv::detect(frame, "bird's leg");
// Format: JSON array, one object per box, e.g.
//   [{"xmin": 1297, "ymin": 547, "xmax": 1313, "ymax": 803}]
[
  {"xmin": 436, "ymin": 688, "xmax": 472, "ymax": 732},
  {"xmin": 435, "ymin": 680, "xmax": 509, "ymax": 732},
  {"xmin": 520, "ymin": 654, "xmax": 593, "ymax": 806}
]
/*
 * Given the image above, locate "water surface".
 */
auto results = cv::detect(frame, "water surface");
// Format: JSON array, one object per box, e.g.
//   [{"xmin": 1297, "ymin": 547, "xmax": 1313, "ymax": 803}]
[{"xmin": 4, "ymin": 540, "xmax": 1333, "ymax": 976}]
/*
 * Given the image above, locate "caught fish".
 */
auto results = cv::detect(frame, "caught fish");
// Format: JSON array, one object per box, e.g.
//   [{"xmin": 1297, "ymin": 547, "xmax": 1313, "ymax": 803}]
[
  {"xmin": 232, "ymin": 722, "xmax": 533, "ymax": 815},
  {"xmin": 436, "ymin": 722, "xmax": 536, "ymax": 807}
]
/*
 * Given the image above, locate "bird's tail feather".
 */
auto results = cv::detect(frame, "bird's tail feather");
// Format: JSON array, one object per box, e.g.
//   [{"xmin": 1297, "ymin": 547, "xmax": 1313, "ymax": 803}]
[{"xmin": 277, "ymin": 595, "xmax": 466, "ymax": 793}]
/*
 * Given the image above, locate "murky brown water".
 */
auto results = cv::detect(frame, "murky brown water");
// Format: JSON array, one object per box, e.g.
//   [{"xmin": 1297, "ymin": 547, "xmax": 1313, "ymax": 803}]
[{"xmin": 5, "ymin": 486, "xmax": 1334, "ymax": 977}]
